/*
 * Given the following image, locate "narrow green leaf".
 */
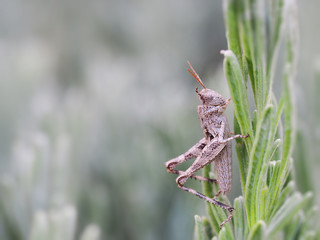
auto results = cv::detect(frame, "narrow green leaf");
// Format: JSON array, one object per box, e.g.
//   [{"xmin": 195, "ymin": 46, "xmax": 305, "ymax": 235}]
[
  {"xmin": 269, "ymin": 181, "xmax": 295, "ymax": 220},
  {"xmin": 245, "ymin": 105, "xmax": 272, "ymax": 227},
  {"xmin": 265, "ymin": 1, "xmax": 298, "ymax": 209},
  {"xmin": 234, "ymin": 115, "xmax": 249, "ymax": 191},
  {"xmin": 203, "ymin": 165, "xmax": 214, "ymax": 199},
  {"xmin": 218, "ymin": 225, "xmax": 234, "ymax": 240},
  {"xmin": 223, "ymin": 0, "xmax": 242, "ymax": 66},
  {"xmin": 266, "ymin": 160, "xmax": 279, "ymax": 187},
  {"xmin": 259, "ymin": 188, "xmax": 268, "ymax": 220},
  {"xmin": 279, "ymin": 0, "xmax": 299, "ymax": 186},
  {"xmin": 256, "ymin": 100, "xmax": 283, "ymax": 219},
  {"xmin": 263, "ymin": 141, "xmax": 281, "ymax": 192},
  {"xmin": 284, "ymin": 214, "xmax": 302, "ymax": 240},
  {"xmin": 251, "ymin": 110, "xmax": 258, "ymax": 136},
  {"xmin": 238, "ymin": 0, "xmax": 257, "ymax": 104},
  {"xmin": 203, "ymin": 167, "xmax": 234, "ymax": 238},
  {"xmin": 207, "ymin": 203, "xmax": 234, "ymax": 239},
  {"xmin": 236, "ymin": 141, "xmax": 248, "ymax": 193},
  {"xmin": 202, "ymin": 217, "xmax": 214, "ymax": 240},
  {"xmin": 218, "ymin": 227, "xmax": 227, "ymax": 240},
  {"xmin": 194, "ymin": 215, "xmax": 209, "ymax": 240},
  {"xmin": 266, "ymin": 192, "xmax": 313, "ymax": 237},
  {"xmin": 298, "ymin": 206, "xmax": 319, "ymax": 239},
  {"xmin": 206, "ymin": 203, "xmax": 219, "ymax": 236},
  {"xmin": 257, "ymin": 124, "xmax": 283, "ymax": 220},
  {"xmin": 222, "ymin": 49, "xmax": 253, "ymax": 151},
  {"xmin": 233, "ymin": 196, "xmax": 248, "ymax": 240},
  {"xmin": 270, "ymin": 139, "xmax": 281, "ymax": 162},
  {"xmin": 280, "ymin": 67, "xmax": 294, "ymax": 179},
  {"xmin": 248, "ymin": 220, "xmax": 266, "ymax": 240},
  {"xmin": 272, "ymin": 121, "xmax": 283, "ymax": 161},
  {"xmin": 253, "ymin": 0, "xmax": 268, "ymax": 109},
  {"xmin": 203, "ymin": 165, "xmax": 220, "ymax": 234},
  {"xmin": 266, "ymin": 0, "xmax": 284, "ymax": 97},
  {"xmin": 266, "ymin": 42, "xmax": 296, "ymax": 214}
]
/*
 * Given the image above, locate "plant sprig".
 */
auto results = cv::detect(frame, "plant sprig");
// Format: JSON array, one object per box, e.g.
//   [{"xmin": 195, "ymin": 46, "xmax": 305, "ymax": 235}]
[{"xmin": 194, "ymin": 0, "xmax": 317, "ymax": 239}]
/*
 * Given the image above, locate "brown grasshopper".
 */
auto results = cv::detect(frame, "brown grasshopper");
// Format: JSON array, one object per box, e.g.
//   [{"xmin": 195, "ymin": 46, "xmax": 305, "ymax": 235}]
[{"xmin": 165, "ymin": 62, "xmax": 248, "ymax": 228}]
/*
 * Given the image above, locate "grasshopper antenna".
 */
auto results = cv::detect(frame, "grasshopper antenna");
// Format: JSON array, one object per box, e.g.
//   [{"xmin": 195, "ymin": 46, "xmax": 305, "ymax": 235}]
[{"xmin": 187, "ymin": 61, "xmax": 206, "ymax": 89}]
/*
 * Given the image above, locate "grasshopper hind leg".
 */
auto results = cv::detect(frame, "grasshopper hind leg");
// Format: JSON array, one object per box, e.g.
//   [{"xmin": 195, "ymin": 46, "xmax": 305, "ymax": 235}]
[
  {"xmin": 177, "ymin": 183, "xmax": 234, "ymax": 229},
  {"xmin": 168, "ymin": 169, "xmax": 218, "ymax": 184},
  {"xmin": 175, "ymin": 139, "xmax": 235, "ymax": 229}
]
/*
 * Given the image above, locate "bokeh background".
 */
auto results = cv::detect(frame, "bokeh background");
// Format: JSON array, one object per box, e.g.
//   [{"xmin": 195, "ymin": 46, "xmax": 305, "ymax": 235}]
[{"xmin": 0, "ymin": 1, "xmax": 319, "ymax": 239}]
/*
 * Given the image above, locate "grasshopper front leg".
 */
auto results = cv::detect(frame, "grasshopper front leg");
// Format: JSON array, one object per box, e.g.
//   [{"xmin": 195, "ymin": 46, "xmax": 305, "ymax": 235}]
[{"xmin": 165, "ymin": 138, "xmax": 217, "ymax": 183}]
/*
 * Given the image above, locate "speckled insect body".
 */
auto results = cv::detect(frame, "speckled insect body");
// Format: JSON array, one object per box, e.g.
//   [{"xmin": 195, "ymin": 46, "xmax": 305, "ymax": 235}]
[
  {"xmin": 199, "ymin": 104, "xmax": 233, "ymax": 195},
  {"xmin": 165, "ymin": 62, "xmax": 248, "ymax": 228}
]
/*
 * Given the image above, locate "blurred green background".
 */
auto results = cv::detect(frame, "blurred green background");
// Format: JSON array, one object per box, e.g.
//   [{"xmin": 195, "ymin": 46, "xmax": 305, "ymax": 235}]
[{"xmin": 0, "ymin": 0, "xmax": 318, "ymax": 239}]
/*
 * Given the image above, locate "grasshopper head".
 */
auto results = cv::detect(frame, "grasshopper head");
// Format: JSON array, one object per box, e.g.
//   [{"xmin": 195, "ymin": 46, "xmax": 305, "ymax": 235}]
[
  {"xmin": 187, "ymin": 61, "xmax": 226, "ymax": 107},
  {"xmin": 196, "ymin": 88, "xmax": 226, "ymax": 107}
]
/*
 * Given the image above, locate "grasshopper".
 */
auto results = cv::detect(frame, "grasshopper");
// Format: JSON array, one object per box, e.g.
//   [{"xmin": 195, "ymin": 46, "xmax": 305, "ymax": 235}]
[{"xmin": 165, "ymin": 62, "xmax": 248, "ymax": 228}]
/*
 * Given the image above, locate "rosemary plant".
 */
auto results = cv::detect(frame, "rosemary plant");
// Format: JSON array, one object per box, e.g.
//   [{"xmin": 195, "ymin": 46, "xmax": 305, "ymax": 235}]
[{"xmin": 194, "ymin": 0, "xmax": 318, "ymax": 239}]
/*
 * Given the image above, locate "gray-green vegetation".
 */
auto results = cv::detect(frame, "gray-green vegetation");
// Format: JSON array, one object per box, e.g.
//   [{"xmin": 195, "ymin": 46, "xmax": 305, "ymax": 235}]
[
  {"xmin": 194, "ymin": 0, "xmax": 319, "ymax": 239},
  {"xmin": 0, "ymin": 0, "xmax": 319, "ymax": 239}
]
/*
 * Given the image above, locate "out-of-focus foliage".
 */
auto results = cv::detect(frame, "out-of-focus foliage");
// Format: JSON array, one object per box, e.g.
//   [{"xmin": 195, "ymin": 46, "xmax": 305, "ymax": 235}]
[
  {"xmin": 0, "ymin": 1, "xmax": 229, "ymax": 240},
  {"xmin": 0, "ymin": 0, "xmax": 319, "ymax": 240}
]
